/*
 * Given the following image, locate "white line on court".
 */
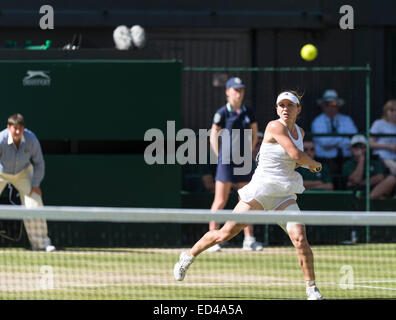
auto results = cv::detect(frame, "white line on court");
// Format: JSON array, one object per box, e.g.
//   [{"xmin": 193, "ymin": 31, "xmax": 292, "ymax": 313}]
[{"xmin": 319, "ymin": 280, "xmax": 396, "ymax": 291}]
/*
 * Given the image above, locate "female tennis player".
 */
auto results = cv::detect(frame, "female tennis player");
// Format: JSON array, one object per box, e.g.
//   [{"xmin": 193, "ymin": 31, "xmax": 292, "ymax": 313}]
[{"xmin": 174, "ymin": 91, "xmax": 323, "ymax": 300}]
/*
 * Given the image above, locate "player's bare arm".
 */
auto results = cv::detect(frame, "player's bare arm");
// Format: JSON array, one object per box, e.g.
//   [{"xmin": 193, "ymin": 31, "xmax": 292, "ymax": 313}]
[{"xmin": 265, "ymin": 121, "xmax": 321, "ymax": 172}]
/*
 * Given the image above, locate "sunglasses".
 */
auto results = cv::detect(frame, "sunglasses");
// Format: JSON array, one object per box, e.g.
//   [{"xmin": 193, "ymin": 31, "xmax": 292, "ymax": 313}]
[
  {"xmin": 323, "ymin": 101, "xmax": 338, "ymax": 107},
  {"xmin": 352, "ymin": 143, "xmax": 366, "ymax": 149}
]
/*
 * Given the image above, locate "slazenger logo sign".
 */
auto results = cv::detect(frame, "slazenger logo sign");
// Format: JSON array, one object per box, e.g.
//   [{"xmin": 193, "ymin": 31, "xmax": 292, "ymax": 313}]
[{"xmin": 22, "ymin": 70, "xmax": 51, "ymax": 86}]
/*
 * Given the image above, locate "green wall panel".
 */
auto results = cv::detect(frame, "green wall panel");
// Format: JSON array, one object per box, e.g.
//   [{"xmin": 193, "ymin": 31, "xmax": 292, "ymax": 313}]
[{"xmin": 0, "ymin": 60, "xmax": 182, "ymax": 140}]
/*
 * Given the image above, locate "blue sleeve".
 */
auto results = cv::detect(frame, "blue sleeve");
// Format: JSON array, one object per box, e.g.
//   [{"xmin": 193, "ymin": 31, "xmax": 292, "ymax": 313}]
[{"xmin": 30, "ymin": 136, "xmax": 45, "ymax": 187}]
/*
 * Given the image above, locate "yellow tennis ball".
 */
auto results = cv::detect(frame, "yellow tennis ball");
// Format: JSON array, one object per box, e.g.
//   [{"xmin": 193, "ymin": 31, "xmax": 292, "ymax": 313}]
[{"xmin": 300, "ymin": 44, "xmax": 318, "ymax": 61}]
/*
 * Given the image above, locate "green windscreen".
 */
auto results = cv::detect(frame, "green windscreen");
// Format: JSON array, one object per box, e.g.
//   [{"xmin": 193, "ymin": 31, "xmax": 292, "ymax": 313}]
[{"xmin": 0, "ymin": 60, "xmax": 182, "ymax": 140}]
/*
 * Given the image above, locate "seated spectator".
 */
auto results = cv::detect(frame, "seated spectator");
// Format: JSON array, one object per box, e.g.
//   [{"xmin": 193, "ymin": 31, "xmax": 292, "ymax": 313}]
[
  {"xmin": 342, "ymin": 135, "xmax": 396, "ymax": 199},
  {"xmin": 311, "ymin": 89, "xmax": 358, "ymax": 175},
  {"xmin": 296, "ymin": 140, "xmax": 334, "ymax": 190},
  {"xmin": 370, "ymin": 99, "xmax": 396, "ymax": 175}
]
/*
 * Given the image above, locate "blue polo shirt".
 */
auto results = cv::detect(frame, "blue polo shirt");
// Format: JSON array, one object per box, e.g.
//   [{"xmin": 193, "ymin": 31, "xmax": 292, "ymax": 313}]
[{"xmin": 212, "ymin": 103, "xmax": 256, "ymax": 166}]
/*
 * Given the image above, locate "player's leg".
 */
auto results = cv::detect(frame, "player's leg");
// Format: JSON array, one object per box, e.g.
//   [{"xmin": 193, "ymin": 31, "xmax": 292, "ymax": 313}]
[
  {"xmin": 206, "ymin": 180, "xmax": 232, "ymax": 252},
  {"xmin": 191, "ymin": 199, "xmax": 264, "ymax": 256},
  {"xmin": 236, "ymin": 181, "xmax": 263, "ymax": 251},
  {"xmin": 12, "ymin": 167, "xmax": 54, "ymax": 251},
  {"xmin": 276, "ymin": 199, "xmax": 323, "ymax": 300},
  {"xmin": 174, "ymin": 199, "xmax": 264, "ymax": 281},
  {"xmin": 209, "ymin": 180, "xmax": 232, "ymax": 230}
]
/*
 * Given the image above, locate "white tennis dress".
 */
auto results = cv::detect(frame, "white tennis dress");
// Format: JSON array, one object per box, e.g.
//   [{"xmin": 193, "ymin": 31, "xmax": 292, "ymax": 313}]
[{"xmin": 238, "ymin": 120, "xmax": 305, "ymax": 209}]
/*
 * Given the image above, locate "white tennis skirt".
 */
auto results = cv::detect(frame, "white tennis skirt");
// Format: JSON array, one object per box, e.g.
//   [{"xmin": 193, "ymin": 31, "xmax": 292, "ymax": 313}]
[{"xmin": 238, "ymin": 175, "xmax": 304, "ymax": 210}]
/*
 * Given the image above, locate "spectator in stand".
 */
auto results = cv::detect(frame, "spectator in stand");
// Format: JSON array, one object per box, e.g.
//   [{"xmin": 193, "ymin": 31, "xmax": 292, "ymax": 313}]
[
  {"xmin": 311, "ymin": 89, "xmax": 358, "ymax": 175},
  {"xmin": 370, "ymin": 99, "xmax": 396, "ymax": 175},
  {"xmin": 342, "ymin": 135, "xmax": 396, "ymax": 199}
]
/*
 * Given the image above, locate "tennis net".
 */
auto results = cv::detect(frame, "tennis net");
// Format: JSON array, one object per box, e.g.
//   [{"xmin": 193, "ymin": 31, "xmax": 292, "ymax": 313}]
[{"xmin": 0, "ymin": 205, "xmax": 395, "ymax": 300}]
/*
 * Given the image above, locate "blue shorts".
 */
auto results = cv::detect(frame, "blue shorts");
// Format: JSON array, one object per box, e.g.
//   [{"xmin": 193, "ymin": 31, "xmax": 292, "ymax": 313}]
[{"xmin": 215, "ymin": 163, "xmax": 254, "ymax": 183}]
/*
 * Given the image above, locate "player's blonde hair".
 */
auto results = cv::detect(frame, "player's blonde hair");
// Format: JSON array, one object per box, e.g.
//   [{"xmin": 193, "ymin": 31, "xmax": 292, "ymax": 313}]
[{"xmin": 382, "ymin": 99, "xmax": 396, "ymax": 121}]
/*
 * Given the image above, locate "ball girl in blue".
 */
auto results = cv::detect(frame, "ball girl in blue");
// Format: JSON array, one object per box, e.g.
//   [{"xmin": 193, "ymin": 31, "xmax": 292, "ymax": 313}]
[{"xmin": 207, "ymin": 77, "xmax": 262, "ymax": 252}]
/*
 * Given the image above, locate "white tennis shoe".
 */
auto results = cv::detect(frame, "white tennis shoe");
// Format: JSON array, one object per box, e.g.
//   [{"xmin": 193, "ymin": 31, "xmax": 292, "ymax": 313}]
[
  {"xmin": 174, "ymin": 251, "xmax": 195, "ymax": 281},
  {"xmin": 32, "ymin": 244, "xmax": 56, "ymax": 252},
  {"xmin": 306, "ymin": 286, "xmax": 323, "ymax": 300},
  {"xmin": 45, "ymin": 245, "xmax": 56, "ymax": 252},
  {"xmin": 243, "ymin": 237, "xmax": 264, "ymax": 251}
]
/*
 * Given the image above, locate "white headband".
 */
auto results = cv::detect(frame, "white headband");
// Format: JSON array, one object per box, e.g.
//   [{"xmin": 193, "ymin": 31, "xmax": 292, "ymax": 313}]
[{"xmin": 276, "ymin": 92, "xmax": 300, "ymax": 105}]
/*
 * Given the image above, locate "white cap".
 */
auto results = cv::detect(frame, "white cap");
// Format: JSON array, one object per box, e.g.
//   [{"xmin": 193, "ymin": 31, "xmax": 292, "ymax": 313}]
[
  {"xmin": 350, "ymin": 134, "xmax": 367, "ymax": 146},
  {"xmin": 276, "ymin": 92, "xmax": 300, "ymax": 105}
]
